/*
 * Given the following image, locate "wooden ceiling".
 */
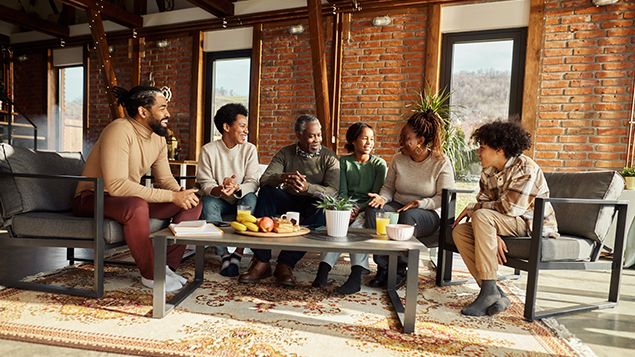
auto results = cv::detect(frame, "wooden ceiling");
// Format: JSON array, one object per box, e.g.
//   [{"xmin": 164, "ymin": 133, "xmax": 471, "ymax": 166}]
[
  {"xmin": 0, "ymin": 0, "xmax": 460, "ymax": 46},
  {"xmin": 0, "ymin": 0, "xmax": 237, "ymax": 43}
]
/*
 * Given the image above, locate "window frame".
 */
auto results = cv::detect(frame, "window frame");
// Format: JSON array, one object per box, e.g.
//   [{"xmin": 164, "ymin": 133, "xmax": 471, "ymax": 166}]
[
  {"xmin": 439, "ymin": 27, "xmax": 528, "ymax": 119},
  {"xmin": 56, "ymin": 64, "xmax": 85, "ymax": 152},
  {"xmin": 204, "ymin": 49, "xmax": 252, "ymax": 144}
]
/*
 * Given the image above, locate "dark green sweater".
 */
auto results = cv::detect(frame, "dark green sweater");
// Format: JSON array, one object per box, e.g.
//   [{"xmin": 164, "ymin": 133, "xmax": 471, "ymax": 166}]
[
  {"xmin": 260, "ymin": 144, "xmax": 340, "ymax": 197},
  {"xmin": 339, "ymin": 154, "xmax": 387, "ymax": 210}
]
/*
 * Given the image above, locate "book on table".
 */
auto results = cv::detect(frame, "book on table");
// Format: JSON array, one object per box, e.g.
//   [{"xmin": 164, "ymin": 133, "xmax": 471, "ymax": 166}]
[{"xmin": 169, "ymin": 220, "xmax": 223, "ymax": 236}]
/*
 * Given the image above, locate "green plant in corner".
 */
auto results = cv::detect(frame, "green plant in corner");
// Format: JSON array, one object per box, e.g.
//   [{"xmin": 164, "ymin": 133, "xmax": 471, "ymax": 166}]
[
  {"xmin": 315, "ymin": 192, "xmax": 357, "ymax": 211},
  {"xmin": 407, "ymin": 82, "xmax": 474, "ymax": 178},
  {"xmin": 618, "ymin": 167, "xmax": 635, "ymax": 177}
]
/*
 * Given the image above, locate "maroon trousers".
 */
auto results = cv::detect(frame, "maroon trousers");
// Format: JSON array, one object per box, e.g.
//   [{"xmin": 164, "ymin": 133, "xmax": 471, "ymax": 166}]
[{"xmin": 73, "ymin": 190, "xmax": 203, "ymax": 279}]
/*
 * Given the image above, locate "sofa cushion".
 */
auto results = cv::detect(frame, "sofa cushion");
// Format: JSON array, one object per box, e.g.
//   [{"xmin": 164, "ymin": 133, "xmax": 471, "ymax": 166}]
[
  {"xmin": 0, "ymin": 144, "xmax": 84, "ymax": 219},
  {"xmin": 11, "ymin": 211, "xmax": 170, "ymax": 244},
  {"xmin": 544, "ymin": 171, "xmax": 624, "ymax": 243}
]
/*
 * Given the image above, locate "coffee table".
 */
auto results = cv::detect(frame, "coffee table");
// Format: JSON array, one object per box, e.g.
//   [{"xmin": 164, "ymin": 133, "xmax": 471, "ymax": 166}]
[{"xmin": 150, "ymin": 227, "xmax": 424, "ymax": 334}]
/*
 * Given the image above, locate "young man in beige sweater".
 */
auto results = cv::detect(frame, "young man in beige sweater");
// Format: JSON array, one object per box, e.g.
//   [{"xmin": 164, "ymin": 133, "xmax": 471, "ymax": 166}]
[{"xmin": 73, "ymin": 86, "xmax": 202, "ymax": 292}]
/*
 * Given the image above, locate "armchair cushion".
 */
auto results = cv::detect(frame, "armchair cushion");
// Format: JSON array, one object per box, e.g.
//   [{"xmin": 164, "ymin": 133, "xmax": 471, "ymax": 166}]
[
  {"xmin": 11, "ymin": 211, "xmax": 169, "ymax": 244},
  {"xmin": 502, "ymin": 235, "xmax": 595, "ymax": 261},
  {"xmin": 0, "ymin": 144, "xmax": 84, "ymax": 219},
  {"xmin": 544, "ymin": 171, "xmax": 624, "ymax": 243}
]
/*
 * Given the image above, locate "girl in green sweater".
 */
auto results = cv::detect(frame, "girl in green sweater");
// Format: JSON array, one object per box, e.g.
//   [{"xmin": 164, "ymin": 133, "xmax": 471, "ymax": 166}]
[{"xmin": 312, "ymin": 123, "xmax": 387, "ymax": 294}]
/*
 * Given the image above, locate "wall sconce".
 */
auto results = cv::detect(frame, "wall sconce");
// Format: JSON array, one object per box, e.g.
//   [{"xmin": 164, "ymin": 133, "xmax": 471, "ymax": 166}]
[
  {"xmin": 288, "ymin": 24, "xmax": 305, "ymax": 35},
  {"xmin": 592, "ymin": 0, "xmax": 618, "ymax": 5},
  {"xmin": 372, "ymin": 16, "xmax": 391, "ymax": 27},
  {"xmin": 156, "ymin": 39, "xmax": 170, "ymax": 48},
  {"xmin": 108, "ymin": 45, "xmax": 115, "ymax": 54},
  {"xmin": 17, "ymin": 54, "xmax": 28, "ymax": 63}
]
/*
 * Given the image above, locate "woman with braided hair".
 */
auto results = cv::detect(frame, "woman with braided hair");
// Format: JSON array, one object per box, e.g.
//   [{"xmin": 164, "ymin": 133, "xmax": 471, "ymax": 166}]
[{"xmin": 365, "ymin": 109, "xmax": 455, "ymax": 289}]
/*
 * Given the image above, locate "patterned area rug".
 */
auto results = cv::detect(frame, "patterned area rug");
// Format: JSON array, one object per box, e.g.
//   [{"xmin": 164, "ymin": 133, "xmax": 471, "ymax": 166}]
[{"xmin": 0, "ymin": 250, "xmax": 596, "ymax": 356}]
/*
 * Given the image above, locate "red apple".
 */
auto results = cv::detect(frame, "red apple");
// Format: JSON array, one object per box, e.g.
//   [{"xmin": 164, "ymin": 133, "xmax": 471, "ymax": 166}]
[{"xmin": 258, "ymin": 217, "xmax": 274, "ymax": 233}]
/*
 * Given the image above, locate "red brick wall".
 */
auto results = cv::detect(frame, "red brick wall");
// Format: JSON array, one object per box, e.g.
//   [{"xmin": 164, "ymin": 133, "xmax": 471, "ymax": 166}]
[
  {"xmin": 537, "ymin": 0, "xmax": 635, "ymax": 172},
  {"xmin": 87, "ymin": 42, "xmax": 132, "ymax": 145},
  {"xmin": 340, "ymin": 13, "xmax": 427, "ymax": 163},
  {"xmin": 258, "ymin": 25, "xmax": 331, "ymax": 163},
  {"xmin": 87, "ymin": 35, "xmax": 194, "ymax": 158},
  {"xmin": 10, "ymin": 3, "xmax": 635, "ymax": 173},
  {"xmin": 257, "ymin": 13, "xmax": 427, "ymax": 165},
  {"xmin": 13, "ymin": 50, "xmax": 46, "ymax": 121}
]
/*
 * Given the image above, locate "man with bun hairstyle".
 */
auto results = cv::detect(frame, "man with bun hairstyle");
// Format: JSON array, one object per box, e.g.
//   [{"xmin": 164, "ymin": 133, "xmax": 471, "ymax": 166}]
[{"xmin": 73, "ymin": 85, "xmax": 202, "ymax": 292}]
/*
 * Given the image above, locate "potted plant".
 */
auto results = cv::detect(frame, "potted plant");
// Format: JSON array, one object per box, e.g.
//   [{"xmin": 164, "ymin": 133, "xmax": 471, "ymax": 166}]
[
  {"xmin": 619, "ymin": 167, "xmax": 635, "ymax": 190},
  {"xmin": 315, "ymin": 192, "xmax": 356, "ymax": 237},
  {"xmin": 408, "ymin": 83, "xmax": 474, "ymax": 179}
]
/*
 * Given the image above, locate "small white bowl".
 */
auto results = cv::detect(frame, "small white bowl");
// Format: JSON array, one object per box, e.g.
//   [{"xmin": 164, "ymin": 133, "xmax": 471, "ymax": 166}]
[{"xmin": 386, "ymin": 224, "xmax": 414, "ymax": 241}]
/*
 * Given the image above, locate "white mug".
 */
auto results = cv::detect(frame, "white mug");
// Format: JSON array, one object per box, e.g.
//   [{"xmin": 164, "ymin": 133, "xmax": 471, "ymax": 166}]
[{"xmin": 281, "ymin": 211, "xmax": 300, "ymax": 225}]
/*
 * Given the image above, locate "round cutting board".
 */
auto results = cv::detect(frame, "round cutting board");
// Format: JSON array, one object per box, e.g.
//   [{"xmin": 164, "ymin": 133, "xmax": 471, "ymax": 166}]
[{"xmin": 235, "ymin": 227, "xmax": 311, "ymax": 238}]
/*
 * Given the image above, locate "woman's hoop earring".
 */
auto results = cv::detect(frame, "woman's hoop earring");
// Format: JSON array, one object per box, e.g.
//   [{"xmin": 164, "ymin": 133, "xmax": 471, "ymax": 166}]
[{"xmin": 415, "ymin": 144, "xmax": 424, "ymax": 155}]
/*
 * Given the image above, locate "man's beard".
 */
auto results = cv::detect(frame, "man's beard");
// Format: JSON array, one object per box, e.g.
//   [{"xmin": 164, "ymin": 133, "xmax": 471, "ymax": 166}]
[{"xmin": 150, "ymin": 117, "xmax": 168, "ymax": 137}]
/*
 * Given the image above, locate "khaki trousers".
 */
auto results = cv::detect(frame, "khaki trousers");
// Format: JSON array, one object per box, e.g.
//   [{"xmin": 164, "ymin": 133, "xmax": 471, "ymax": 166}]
[{"xmin": 452, "ymin": 209, "xmax": 527, "ymax": 285}]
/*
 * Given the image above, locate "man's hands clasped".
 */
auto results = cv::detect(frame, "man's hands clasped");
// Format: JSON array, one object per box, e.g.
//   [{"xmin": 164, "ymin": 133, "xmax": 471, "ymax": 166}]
[
  {"xmin": 172, "ymin": 187, "xmax": 200, "ymax": 210},
  {"xmin": 281, "ymin": 171, "xmax": 308, "ymax": 193}
]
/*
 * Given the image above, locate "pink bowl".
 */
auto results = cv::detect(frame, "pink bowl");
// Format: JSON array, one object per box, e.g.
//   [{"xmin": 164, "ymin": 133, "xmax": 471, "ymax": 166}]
[{"xmin": 386, "ymin": 224, "xmax": 415, "ymax": 241}]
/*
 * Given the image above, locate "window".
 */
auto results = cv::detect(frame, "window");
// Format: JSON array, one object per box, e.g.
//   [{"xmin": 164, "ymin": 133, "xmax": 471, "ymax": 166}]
[
  {"xmin": 440, "ymin": 28, "xmax": 527, "ymax": 137},
  {"xmin": 205, "ymin": 49, "xmax": 251, "ymax": 142},
  {"xmin": 57, "ymin": 66, "xmax": 83, "ymax": 152}
]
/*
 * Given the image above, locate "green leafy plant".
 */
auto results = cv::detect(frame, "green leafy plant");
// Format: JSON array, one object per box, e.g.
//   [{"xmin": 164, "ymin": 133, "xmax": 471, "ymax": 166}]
[
  {"xmin": 619, "ymin": 167, "xmax": 635, "ymax": 177},
  {"xmin": 407, "ymin": 83, "xmax": 474, "ymax": 178},
  {"xmin": 315, "ymin": 192, "xmax": 356, "ymax": 211}
]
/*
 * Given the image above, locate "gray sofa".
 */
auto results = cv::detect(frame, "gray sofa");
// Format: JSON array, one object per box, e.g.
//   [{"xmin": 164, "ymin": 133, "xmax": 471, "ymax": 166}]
[
  {"xmin": 0, "ymin": 143, "xmax": 170, "ymax": 298},
  {"xmin": 436, "ymin": 170, "xmax": 628, "ymax": 321}
]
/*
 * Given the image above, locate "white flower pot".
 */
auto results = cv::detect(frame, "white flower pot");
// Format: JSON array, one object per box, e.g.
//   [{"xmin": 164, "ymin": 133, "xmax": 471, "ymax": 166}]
[{"xmin": 325, "ymin": 209, "xmax": 351, "ymax": 237}]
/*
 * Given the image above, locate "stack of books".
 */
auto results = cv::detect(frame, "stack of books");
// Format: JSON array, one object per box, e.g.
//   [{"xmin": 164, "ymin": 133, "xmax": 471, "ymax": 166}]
[{"xmin": 169, "ymin": 220, "xmax": 223, "ymax": 236}]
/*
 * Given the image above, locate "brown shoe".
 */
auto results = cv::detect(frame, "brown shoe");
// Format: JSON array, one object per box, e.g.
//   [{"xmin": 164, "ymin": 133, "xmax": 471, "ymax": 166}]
[
  {"xmin": 273, "ymin": 263, "xmax": 296, "ymax": 287},
  {"xmin": 238, "ymin": 257, "xmax": 271, "ymax": 284}
]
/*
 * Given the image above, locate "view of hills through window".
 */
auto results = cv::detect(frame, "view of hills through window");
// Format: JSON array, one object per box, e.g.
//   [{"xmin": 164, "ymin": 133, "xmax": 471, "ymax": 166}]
[
  {"xmin": 211, "ymin": 58, "xmax": 250, "ymax": 141},
  {"xmin": 449, "ymin": 40, "xmax": 513, "ymax": 139}
]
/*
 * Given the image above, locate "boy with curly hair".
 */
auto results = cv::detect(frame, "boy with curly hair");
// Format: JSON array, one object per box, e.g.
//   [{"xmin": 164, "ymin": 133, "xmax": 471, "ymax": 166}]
[{"xmin": 452, "ymin": 120, "xmax": 558, "ymax": 316}]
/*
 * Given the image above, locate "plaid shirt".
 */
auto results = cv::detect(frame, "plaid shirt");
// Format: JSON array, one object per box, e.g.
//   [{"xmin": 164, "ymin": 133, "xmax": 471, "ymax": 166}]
[
  {"xmin": 467, "ymin": 155, "xmax": 559, "ymax": 238},
  {"xmin": 296, "ymin": 144, "xmax": 321, "ymax": 159}
]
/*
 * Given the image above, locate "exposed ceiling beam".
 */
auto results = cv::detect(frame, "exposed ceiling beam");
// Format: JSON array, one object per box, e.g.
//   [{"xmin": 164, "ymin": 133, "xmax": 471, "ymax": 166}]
[
  {"xmin": 0, "ymin": 4, "xmax": 70, "ymax": 38},
  {"xmin": 307, "ymin": 0, "xmax": 332, "ymax": 150},
  {"xmin": 86, "ymin": 7, "xmax": 124, "ymax": 120},
  {"xmin": 59, "ymin": 0, "xmax": 143, "ymax": 28},
  {"xmin": 187, "ymin": 0, "xmax": 234, "ymax": 17}
]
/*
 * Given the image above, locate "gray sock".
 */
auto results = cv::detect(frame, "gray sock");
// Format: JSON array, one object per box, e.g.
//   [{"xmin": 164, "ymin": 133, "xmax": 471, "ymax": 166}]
[
  {"xmin": 461, "ymin": 280, "xmax": 501, "ymax": 317},
  {"xmin": 486, "ymin": 285, "xmax": 511, "ymax": 316}
]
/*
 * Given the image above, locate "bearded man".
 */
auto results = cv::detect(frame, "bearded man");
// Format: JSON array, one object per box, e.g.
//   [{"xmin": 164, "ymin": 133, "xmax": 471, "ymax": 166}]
[{"xmin": 73, "ymin": 86, "xmax": 202, "ymax": 292}]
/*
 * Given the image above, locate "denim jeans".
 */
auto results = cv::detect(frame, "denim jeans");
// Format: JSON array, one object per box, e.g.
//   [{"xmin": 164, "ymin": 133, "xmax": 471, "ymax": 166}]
[
  {"xmin": 200, "ymin": 192, "xmax": 258, "ymax": 255},
  {"xmin": 320, "ymin": 252, "xmax": 370, "ymax": 270},
  {"xmin": 251, "ymin": 185, "xmax": 325, "ymax": 267}
]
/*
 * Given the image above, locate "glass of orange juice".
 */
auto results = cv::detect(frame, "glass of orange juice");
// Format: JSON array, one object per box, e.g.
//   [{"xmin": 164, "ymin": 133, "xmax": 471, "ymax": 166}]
[
  {"xmin": 237, "ymin": 205, "xmax": 252, "ymax": 217},
  {"xmin": 375, "ymin": 212, "xmax": 390, "ymax": 235}
]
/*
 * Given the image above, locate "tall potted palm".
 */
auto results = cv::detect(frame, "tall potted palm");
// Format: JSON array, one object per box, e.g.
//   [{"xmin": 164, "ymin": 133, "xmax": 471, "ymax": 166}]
[
  {"xmin": 408, "ymin": 83, "xmax": 474, "ymax": 178},
  {"xmin": 315, "ymin": 192, "xmax": 356, "ymax": 237}
]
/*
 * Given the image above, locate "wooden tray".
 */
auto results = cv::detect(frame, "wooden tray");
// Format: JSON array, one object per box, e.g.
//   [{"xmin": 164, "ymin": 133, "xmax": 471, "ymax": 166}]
[{"xmin": 235, "ymin": 227, "xmax": 311, "ymax": 238}]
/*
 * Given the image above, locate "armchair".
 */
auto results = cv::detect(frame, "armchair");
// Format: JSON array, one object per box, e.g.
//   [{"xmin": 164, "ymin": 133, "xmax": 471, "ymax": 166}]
[
  {"xmin": 0, "ymin": 144, "xmax": 170, "ymax": 298},
  {"xmin": 436, "ymin": 171, "xmax": 628, "ymax": 321}
]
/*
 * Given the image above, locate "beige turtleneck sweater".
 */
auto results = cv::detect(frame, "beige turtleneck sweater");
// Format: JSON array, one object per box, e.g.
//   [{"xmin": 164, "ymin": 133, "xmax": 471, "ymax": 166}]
[{"xmin": 75, "ymin": 118, "xmax": 180, "ymax": 202}]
